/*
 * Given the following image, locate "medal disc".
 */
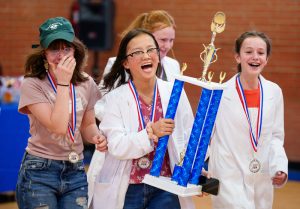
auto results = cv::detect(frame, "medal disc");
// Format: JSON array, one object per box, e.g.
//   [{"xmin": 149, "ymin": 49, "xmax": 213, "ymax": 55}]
[
  {"xmin": 249, "ymin": 158, "xmax": 261, "ymax": 173},
  {"xmin": 138, "ymin": 157, "xmax": 151, "ymax": 169},
  {"xmin": 68, "ymin": 151, "xmax": 79, "ymax": 163}
]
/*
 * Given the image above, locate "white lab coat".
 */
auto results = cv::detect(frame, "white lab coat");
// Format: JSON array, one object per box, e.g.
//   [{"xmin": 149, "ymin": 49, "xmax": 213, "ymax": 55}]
[
  {"xmin": 88, "ymin": 78, "xmax": 195, "ymax": 209},
  {"xmin": 209, "ymin": 74, "xmax": 288, "ymax": 209},
  {"xmin": 94, "ymin": 56, "xmax": 180, "ymax": 121}
]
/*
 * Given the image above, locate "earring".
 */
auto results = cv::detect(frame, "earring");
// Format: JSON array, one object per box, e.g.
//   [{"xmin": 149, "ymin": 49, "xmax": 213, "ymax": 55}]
[{"xmin": 44, "ymin": 60, "xmax": 49, "ymax": 70}]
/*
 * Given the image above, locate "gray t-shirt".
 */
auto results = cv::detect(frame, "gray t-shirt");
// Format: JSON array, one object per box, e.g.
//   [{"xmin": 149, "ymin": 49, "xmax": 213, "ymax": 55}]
[{"xmin": 18, "ymin": 74, "xmax": 101, "ymax": 161}]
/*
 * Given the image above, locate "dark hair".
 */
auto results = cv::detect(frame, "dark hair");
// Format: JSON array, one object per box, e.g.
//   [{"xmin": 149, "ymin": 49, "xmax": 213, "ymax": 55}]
[
  {"xmin": 102, "ymin": 28, "xmax": 161, "ymax": 92},
  {"xmin": 24, "ymin": 37, "xmax": 88, "ymax": 85},
  {"xmin": 235, "ymin": 31, "xmax": 272, "ymax": 72}
]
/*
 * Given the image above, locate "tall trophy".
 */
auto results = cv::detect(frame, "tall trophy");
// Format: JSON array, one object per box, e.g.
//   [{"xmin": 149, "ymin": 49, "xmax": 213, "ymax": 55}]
[{"xmin": 142, "ymin": 12, "xmax": 226, "ymax": 196}]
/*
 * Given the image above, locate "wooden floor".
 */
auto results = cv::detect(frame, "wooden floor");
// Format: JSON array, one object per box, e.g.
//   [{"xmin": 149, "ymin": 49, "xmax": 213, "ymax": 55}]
[{"xmin": 1, "ymin": 181, "xmax": 299, "ymax": 209}]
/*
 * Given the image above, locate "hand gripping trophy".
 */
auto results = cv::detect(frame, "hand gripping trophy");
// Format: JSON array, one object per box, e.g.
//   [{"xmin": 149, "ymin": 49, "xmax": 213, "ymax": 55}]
[{"xmin": 143, "ymin": 12, "xmax": 226, "ymax": 197}]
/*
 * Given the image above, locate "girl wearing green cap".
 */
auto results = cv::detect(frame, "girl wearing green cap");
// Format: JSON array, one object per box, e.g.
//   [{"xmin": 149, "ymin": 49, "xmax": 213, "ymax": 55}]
[{"xmin": 16, "ymin": 17, "xmax": 107, "ymax": 209}]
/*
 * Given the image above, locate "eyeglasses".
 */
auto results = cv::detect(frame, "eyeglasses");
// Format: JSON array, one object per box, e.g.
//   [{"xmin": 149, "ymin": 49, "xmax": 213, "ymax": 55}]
[
  {"xmin": 125, "ymin": 47, "xmax": 159, "ymax": 59},
  {"xmin": 47, "ymin": 47, "xmax": 74, "ymax": 56}
]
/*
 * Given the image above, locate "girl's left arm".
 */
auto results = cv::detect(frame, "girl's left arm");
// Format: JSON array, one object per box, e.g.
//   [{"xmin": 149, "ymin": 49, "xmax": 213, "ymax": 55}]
[
  {"xmin": 80, "ymin": 108, "xmax": 107, "ymax": 152},
  {"xmin": 269, "ymin": 87, "xmax": 288, "ymax": 186}
]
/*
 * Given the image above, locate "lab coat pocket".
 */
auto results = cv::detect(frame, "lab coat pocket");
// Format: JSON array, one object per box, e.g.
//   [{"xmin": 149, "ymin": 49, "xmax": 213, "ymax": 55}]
[
  {"xmin": 97, "ymin": 154, "xmax": 121, "ymax": 184},
  {"xmin": 93, "ymin": 182, "xmax": 118, "ymax": 209},
  {"xmin": 92, "ymin": 156, "xmax": 121, "ymax": 209}
]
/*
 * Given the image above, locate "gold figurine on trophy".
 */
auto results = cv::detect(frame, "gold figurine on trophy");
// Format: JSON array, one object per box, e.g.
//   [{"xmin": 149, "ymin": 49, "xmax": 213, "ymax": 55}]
[{"xmin": 199, "ymin": 12, "xmax": 226, "ymax": 81}]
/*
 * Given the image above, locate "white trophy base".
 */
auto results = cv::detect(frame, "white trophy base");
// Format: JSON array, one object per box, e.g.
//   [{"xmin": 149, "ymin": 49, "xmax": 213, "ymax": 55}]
[{"xmin": 142, "ymin": 174, "xmax": 202, "ymax": 197}]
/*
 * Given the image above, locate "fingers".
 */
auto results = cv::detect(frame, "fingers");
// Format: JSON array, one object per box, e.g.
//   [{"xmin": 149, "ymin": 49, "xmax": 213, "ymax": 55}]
[
  {"xmin": 63, "ymin": 56, "xmax": 76, "ymax": 71},
  {"xmin": 54, "ymin": 55, "xmax": 76, "ymax": 84},
  {"xmin": 152, "ymin": 118, "xmax": 175, "ymax": 137},
  {"xmin": 93, "ymin": 134, "xmax": 108, "ymax": 152},
  {"xmin": 197, "ymin": 192, "xmax": 209, "ymax": 197},
  {"xmin": 58, "ymin": 55, "xmax": 76, "ymax": 72},
  {"xmin": 162, "ymin": 118, "xmax": 174, "ymax": 123},
  {"xmin": 272, "ymin": 177, "xmax": 283, "ymax": 186},
  {"xmin": 146, "ymin": 122, "xmax": 159, "ymax": 143},
  {"xmin": 148, "ymin": 132, "xmax": 158, "ymax": 143},
  {"xmin": 201, "ymin": 169, "xmax": 212, "ymax": 178},
  {"xmin": 272, "ymin": 171, "xmax": 287, "ymax": 186}
]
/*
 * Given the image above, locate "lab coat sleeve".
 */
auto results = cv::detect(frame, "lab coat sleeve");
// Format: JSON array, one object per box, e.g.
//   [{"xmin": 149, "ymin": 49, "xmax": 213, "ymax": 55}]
[
  {"xmin": 99, "ymin": 91, "xmax": 154, "ymax": 160},
  {"xmin": 268, "ymin": 86, "xmax": 288, "ymax": 178},
  {"xmin": 94, "ymin": 96, "xmax": 106, "ymax": 122}
]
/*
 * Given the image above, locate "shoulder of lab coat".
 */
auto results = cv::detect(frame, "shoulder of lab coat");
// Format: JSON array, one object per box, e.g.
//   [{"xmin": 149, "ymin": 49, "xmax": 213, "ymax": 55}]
[
  {"xmin": 161, "ymin": 56, "xmax": 180, "ymax": 82},
  {"xmin": 94, "ymin": 57, "xmax": 116, "ymax": 121}
]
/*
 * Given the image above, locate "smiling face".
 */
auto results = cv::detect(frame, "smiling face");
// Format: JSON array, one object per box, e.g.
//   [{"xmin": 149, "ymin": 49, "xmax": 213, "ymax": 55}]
[
  {"xmin": 235, "ymin": 37, "xmax": 268, "ymax": 78},
  {"xmin": 123, "ymin": 33, "xmax": 159, "ymax": 83},
  {"xmin": 152, "ymin": 26, "xmax": 175, "ymax": 59}
]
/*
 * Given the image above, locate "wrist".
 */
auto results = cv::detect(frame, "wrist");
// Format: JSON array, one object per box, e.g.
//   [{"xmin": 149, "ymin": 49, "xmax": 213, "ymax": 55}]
[
  {"xmin": 57, "ymin": 83, "xmax": 69, "ymax": 87},
  {"xmin": 146, "ymin": 122, "xmax": 157, "ymax": 144}
]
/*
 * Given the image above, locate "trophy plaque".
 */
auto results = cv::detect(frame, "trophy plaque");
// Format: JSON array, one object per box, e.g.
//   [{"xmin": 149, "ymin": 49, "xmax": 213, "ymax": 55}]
[{"xmin": 143, "ymin": 11, "xmax": 226, "ymax": 197}]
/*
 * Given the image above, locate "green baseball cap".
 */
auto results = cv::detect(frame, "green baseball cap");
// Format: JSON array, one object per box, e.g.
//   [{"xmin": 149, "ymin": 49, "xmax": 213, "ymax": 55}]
[{"xmin": 39, "ymin": 17, "xmax": 75, "ymax": 49}]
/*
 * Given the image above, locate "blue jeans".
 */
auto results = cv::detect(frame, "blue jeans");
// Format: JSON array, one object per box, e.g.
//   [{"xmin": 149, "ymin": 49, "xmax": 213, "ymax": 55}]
[
  {"xmin": 16, "ymin": 152, "xmax": 88, "ymax": 209},
  {"xmin": 123, "ymin": 184, "xmax": 180, "ymax": 209}
]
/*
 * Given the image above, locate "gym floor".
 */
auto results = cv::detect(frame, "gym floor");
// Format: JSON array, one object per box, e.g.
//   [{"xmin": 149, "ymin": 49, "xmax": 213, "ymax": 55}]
[{"xmin": 0, "ymin": 181, "xmax": 299, "ymax": 209}]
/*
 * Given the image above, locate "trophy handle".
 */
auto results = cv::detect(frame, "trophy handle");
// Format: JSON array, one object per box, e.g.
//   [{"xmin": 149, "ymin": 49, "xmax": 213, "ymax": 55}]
[
  {"xmin": 181, "ymin": 63, "xmax": 187, "ymax": 75},
  {"xmin": 200, "ymin": 44, "xmax": 219, "ymax": 80},
  {"xmin": 219, "ymin": 71, "xmax": 226, "ymax": 84}
]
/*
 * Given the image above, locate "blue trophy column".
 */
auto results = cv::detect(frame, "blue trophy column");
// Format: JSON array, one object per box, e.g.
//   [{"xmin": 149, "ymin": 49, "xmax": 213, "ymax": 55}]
[
  {"xmin": 189, "ymin": 89, "xmax": 223, "ymax": 184},
  {"xmin": 150, "ymin": 79, "xmax": 184, "ymax": 177},
  {"xmin": 177, "ymin": 88, "xmax": 212, "ymax": 186}
]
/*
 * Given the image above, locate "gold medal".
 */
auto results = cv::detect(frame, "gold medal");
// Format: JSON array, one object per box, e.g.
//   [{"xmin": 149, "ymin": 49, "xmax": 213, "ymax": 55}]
[
  {"xmin": 249, "ymin": 158, "xmax": 261, "ymax": 173},
  {"xmin": 138, "ymin": 157, "xmax": 151, "ymax": 169},
  {"xmin": 68, "ymin": 151, "xmax": 79, "ymax": 163}
]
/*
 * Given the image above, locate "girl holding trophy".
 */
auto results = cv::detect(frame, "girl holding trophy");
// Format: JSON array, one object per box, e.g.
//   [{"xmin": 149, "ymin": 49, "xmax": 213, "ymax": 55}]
[
  {"xmin": 209, "ymin": 31, "xmax": 288, "ymax": 209},
  {"xmin": 88, "ymin": 28, "xmax": 195, "ymax": 209}
]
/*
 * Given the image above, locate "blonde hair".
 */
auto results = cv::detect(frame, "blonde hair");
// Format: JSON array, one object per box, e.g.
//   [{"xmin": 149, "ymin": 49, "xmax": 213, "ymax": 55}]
[{"xmin": 120, "ymin": 10, "xmax": 176, "ymax": 38}]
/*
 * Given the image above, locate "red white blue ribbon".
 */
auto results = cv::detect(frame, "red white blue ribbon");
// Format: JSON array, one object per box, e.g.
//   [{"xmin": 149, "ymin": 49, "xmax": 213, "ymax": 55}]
[
  {"xmin": 128, "ymin": 79, "xmax": 158, "ymax": 129},
  {"xmin": 236, "ymin": 75, "xmax": 263, "ymax": 152},
  {"xmin": 46, "ymin": 72, "xmax": 76, "ymax": 142}
]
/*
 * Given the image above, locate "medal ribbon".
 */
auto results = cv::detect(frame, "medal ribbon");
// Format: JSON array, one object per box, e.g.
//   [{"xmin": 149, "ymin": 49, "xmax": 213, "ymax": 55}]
[
  {"xmin": 236, "ymin": 75, "xmax": 263, "ymax": 152},
  {"xmin": 46, "ymin": 72, "xmax": 76, "ymax": 142},
  {"xmin": 128, "ymin": 79, "xmax": 158, "ymax": 129}
]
